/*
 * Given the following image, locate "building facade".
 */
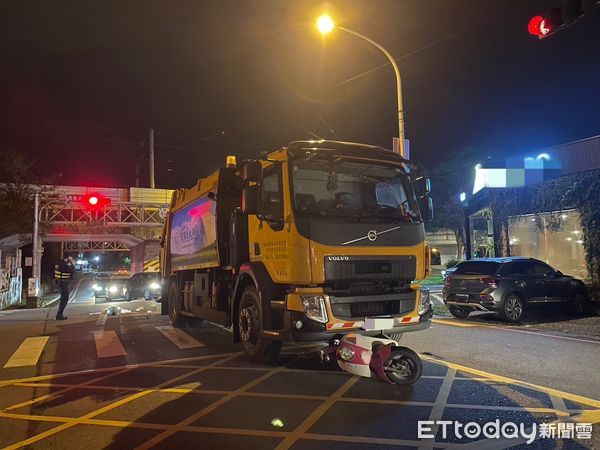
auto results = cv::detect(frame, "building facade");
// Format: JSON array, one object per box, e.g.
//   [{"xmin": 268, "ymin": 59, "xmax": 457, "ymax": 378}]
[{"xmin": 464, "ymin": 135, "xmax": 600, "ymax": 282}]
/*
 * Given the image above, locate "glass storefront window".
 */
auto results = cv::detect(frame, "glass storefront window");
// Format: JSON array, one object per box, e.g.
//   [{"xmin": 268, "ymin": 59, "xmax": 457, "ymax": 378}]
[
  {"xmin": 469, "ymin": 208, "xmax": 495, "ymax": 259},
  {"xmin": 508, "ymin": 210, "xmax": 588, "ymax": 280}
]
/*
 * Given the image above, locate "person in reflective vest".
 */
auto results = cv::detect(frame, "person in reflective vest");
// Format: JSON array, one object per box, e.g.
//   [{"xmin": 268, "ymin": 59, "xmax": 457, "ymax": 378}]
[{"xmin": 54, "ymin": 256, "xmax": 75, "ymax": 320}]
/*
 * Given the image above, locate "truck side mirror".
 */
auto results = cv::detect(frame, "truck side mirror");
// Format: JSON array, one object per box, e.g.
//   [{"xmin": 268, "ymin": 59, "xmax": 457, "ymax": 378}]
[
  {"xmin": 419, "ymin": 196, "xmax": 434, "ymax": 222},
  {"xmin": 243, "ymin": 161, "xmax": 262, "ymax": 182},
  {"xmin": 242, "ymin": 185, "xmax": 260, "ymax": 215},
  {"xmin": 414, "ymin": 175, "xmax": 431, "ymax": 197}
]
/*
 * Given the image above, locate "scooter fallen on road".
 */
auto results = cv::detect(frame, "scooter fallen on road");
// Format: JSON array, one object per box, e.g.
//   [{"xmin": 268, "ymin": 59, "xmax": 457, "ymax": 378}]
[{"xmin": 320, "ymin": 332, "xmax": 423, "ymax": 385}]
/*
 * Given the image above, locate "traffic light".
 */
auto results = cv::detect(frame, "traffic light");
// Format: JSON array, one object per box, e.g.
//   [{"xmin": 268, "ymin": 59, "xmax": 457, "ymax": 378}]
[
  {"xmin": 83, "ymin": 194, "xmax": 110, "ymax": 208},
  {"xmin": 528, "ymin": 0, "xmax": 598, "ymax": 39}
]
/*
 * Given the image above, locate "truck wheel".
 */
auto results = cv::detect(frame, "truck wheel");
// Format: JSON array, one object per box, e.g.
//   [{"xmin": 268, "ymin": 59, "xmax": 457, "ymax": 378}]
[
  {"xmin": 168, "ymin": 280, "xmax": 187, "ymax": 328},
  {"xmin": 238, "ymin": 286, "xmax": 281, "ymax": 364}
]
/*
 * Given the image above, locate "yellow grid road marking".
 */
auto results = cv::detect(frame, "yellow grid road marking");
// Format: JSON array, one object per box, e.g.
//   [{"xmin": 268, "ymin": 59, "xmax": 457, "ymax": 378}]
[
  {"xmin": 1, "ymin": 350, "xmax": 598, "ymax": 448},
  {"xmin": 0, "ymin": 351, "xmax": 240, "ymax": 387},
  {"xmin": 432, "ymin": 318, "xmax": 478, "ymax": 327},
  {"xmin": 275, "ymin": 376, "xmax": 359, "ymax": 449},
  {"xmin": 421, "ymin": 354, "xmax": 600, "ymax": 408},
  {"xmin": 134, "ymin": 361, "xmax": 295, "ymax": 449},
  {"xmin": 3, "ymin": 353, "xmax": 241, "ymax": 449},
  {"xmin": 3, "ymin": 337, "xmax": 49, "ymax": 368}
]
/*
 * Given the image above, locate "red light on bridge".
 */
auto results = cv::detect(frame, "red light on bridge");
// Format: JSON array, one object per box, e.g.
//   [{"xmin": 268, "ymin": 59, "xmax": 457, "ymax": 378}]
[
  {"xmin": 88, "ymin": 196, "xmax": 99, "ymax": 206},
  {"xmin": 528, "ymin": 15, "xmax": 552, "ymax": 37}
]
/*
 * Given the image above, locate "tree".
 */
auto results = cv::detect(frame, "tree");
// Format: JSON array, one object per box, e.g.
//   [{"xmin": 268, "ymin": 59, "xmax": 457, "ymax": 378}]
[
  {"xmin": 0, "ymin": 147, "xmax": 37, "ymax": 238},
  {"xmin": 0, "ymin": 147, "xmax": 60, "ymax": 239},
  {"xmin": 428, "ymin": 147, "xmax": 486, "ymax": 259}
]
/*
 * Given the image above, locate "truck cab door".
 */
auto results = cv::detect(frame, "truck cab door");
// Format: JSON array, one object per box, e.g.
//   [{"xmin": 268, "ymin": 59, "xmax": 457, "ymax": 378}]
[{"xmin": 248, "ymin": 164, "xmax": 289, "ymax": 282}]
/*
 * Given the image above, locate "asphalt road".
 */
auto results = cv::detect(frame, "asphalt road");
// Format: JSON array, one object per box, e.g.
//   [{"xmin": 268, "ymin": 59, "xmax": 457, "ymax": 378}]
[{"xmin": 0, "ymin": 285, "xmax": 598, "ymax": 448}]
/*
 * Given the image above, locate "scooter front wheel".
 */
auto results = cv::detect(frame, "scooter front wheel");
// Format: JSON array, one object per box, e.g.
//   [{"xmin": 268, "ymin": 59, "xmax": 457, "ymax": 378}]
[{"xmin": 383, "ymin": 347, "xmax": 423, "ymax": 385}]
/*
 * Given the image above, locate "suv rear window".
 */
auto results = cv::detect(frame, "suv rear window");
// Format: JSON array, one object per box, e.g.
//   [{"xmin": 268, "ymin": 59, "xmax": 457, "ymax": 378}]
[{"xmin": 453, "ymin": 261, "xmax": 501, "ymax": 275}]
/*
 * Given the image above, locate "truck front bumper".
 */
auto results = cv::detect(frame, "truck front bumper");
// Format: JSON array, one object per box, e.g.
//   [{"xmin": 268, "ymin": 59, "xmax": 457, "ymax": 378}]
[{"xmin": 263, "ymin": 307, "xmax": 433, "ymax": 342}]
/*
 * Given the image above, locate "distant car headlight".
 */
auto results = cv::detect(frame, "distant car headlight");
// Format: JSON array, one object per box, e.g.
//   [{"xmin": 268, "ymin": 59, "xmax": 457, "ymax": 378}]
[
  {"xmin": 93, "ymin": 284, "xmax": 103, "ymax": 291},
  {"xmin": 149, "ymin": 282, "xmax": 161, "ymax": 290},
  {"xmin": 109, "ymin": 286, "xmax": 118, "ymax": 294},
  {"xmin": 301, "ymin": 295, "xmax": 328, "ymax": 323}
]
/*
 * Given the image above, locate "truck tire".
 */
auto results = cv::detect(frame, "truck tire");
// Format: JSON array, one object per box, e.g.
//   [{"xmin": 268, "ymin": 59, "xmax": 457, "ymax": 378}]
[
  {"xmin": 168, "ymin": 280, "xmax": 187, "ymax": 328},
  {"xmin": 238, "ymin": 285, "xmax": 281, "ymax": 364}
]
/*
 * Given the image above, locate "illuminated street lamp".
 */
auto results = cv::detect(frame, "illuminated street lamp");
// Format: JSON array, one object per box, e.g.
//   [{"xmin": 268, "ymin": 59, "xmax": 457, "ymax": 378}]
[
  {"xmin": 316, "ymin": 14, "xmax": 407, "ymax": 159},
  {"xmin": 316, "ymin": 14, "xmax": 334, "ymax": 34}
]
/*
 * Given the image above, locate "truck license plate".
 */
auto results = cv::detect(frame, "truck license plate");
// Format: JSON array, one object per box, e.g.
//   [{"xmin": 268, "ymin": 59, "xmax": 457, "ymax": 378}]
[{"xmin": 363, "ymin": 317, "xmax": 395, "ymax": 331}]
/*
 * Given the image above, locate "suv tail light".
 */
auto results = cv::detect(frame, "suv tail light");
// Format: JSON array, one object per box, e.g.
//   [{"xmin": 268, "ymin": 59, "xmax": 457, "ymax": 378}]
[
  {"xmin": 443, "ymin": 276, "xmax": 451, "ymax": 287},
  {"xmin": 480, "ymin": 277, "xmax": 499, "ymax": 287}
]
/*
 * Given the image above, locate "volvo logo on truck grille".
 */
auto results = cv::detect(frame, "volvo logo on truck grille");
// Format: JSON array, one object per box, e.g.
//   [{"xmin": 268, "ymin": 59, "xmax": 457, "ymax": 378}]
[
  {"xmin": 326, "ymin": 256, "xmax": 350, "ymax": 261},
  {"xmin": 341, "ymin": 226, "xmax": 403, "ymax": 245}
]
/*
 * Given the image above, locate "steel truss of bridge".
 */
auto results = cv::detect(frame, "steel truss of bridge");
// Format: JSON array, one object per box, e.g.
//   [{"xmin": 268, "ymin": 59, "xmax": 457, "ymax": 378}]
[
  {"xmin": 62, "ymin": 241, "xmax": 130, "ymax": 252},
  {"xmin": 40, "ymin": 199, "xmax": 169, "ymax": 228}
]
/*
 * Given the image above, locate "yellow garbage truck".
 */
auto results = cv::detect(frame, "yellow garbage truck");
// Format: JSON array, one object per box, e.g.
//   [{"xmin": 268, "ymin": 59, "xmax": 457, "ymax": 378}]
[{"xmin": 160, "ymin": 140, "xmax": 433, "ymax": 362}]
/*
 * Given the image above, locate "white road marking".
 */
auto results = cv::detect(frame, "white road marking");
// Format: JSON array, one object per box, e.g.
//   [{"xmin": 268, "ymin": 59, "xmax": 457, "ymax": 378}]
[
  {"xmin": 4, "ymin": 336, "xmax": 49, "ymax": 368},
  {"xmin": 93, "ymin": 330, "xmax": 127, "ymax": 358},
  {"xmin": 95, "ymin": 313, "xmax": 108, "ymax": 326},
  {"xmin": 156, "ymin": 326, "xmax": 204, "ymax": 349}
]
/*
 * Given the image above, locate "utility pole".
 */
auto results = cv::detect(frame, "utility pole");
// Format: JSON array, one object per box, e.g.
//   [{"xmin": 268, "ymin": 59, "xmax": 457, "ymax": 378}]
[
  {"xmin": 30, "ymin": 191, "xmax": 41, "ymax": 304},
  {"xmin": 149, "ymin": 128, "xmax": 155, "ymax": 189}
]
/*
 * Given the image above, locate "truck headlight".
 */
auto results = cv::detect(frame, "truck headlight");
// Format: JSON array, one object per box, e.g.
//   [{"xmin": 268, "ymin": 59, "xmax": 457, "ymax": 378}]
[
  {"xmin": 301, "ymin": 295, "xmax": 328, "ymax": 323},
  {"xmin": 149, "ymin": 282, "xmax": 161, "ymax": 290},
  {"xmin": 418, "ymin": 287, "xmax": 431, "ymax": 315},
  {"xmin": 109, "ymin": 286, "xmax": 118, "ymax": 294}
]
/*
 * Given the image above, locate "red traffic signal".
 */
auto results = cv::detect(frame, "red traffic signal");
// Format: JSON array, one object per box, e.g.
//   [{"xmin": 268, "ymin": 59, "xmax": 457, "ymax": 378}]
[
  {"xmin": 83, "ymin": 194, "xmax": 109, "ymax": 208},
  {"xmin": 528, "ymin": 15, "xmax": 553, "ymax": 37}
]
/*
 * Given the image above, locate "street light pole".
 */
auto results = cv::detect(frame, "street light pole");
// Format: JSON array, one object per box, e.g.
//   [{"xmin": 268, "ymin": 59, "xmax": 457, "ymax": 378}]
[
  {"xmin": 317, "ymin": 15, "xmax": 407, "ymax": 159},
  {"xmin": 337, "ymin": 27, "xmax": 405, "ymax": 159},
  {"xmin": 149, "ymin": 128, "xmax": 156, "ymax": 189}
]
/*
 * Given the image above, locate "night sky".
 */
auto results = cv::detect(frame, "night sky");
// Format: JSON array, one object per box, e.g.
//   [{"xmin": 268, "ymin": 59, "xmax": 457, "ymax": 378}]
[{"xmin": 1, "ymin": 0, "xmax": 599, "ymax": 189}]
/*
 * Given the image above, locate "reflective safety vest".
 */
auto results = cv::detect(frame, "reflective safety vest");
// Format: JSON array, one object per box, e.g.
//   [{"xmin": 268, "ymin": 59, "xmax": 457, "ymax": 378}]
[{"xmin": 54, "ymin": 264, "xmax": 72, "ymax": 280}]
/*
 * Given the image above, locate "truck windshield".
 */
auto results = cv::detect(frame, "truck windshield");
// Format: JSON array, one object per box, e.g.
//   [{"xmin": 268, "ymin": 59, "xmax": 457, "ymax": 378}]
[{"xmin": 292, "ymin": 157, "xmax": 420, "ymax": 222}]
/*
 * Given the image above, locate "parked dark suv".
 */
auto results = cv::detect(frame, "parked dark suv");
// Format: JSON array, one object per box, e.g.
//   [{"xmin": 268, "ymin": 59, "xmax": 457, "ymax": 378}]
[{"xmin": 442, "ymin": 257, "xmax": 588, "ymax": 322}]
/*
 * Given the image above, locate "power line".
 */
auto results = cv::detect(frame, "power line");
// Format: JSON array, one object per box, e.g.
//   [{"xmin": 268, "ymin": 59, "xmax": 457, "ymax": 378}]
[
  {"xmin": 328, "ymin": 32, "xmax": 458, "ymax": 91},
  {"xmin": 13, "ymin": 130, "xmax": 144, "ymax": 146},
  {"xmin": 40, "ymin": 120, "xmax": 147, "ymax": 135}
]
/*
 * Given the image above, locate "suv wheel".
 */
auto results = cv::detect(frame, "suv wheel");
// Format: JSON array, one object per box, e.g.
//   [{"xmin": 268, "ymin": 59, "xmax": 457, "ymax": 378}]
[
  {"xmin": 501, "ymin": 294, "xmax": 524, "ymax": 323},
  {"xmin": 448, "ymin": 306, "xmax": 471, "ymax": 319}
]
